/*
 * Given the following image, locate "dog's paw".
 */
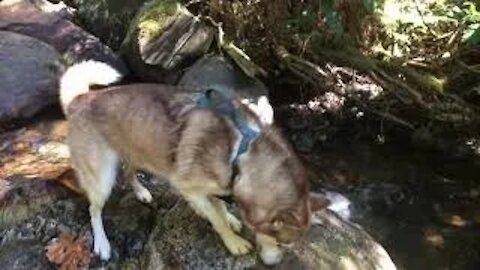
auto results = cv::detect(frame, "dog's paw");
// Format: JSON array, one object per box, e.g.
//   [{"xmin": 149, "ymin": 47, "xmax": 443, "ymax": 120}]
[
  {"xmin": 134, "ymin": 187, "xmax": 153, "ymax": 203},
  {"xmin": 94, "ymin": 234, "xmax": 111, "ymax": 261},
  {"xmin": 226, "ymin": 213, "xmax": 242, "ymax": 233},
  {"xmin": 223, "ymin": 234, "xmax": 252, "ymax": 255},
  {"xmin": 260, "ymin": 245, "xmax": 283, "ymax": 265}
]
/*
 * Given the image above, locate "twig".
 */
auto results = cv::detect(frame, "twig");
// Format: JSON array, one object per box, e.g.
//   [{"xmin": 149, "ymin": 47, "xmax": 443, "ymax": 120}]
[
  {"xmin": 368, "ymin": 72, "xmax": 411, "ymax": 104},
  {"xmin": 275, "ymin": 46, "xmax": 329, "ymax": 81},
  {"xmin": 223, "ymin": 42, "xmax": 268, "ymax": 78},
  {"xmin": 201, "ymin": 14, "xmax": 266, "ymax": 78},
  {"xmin": 368, "ymin": 109, "xmax": 415, "ymax": 130},
  {"xmin": 201, "ymin": 14, "xmax": 224, "ymax": 50},
  {"xmin": 406, "ymin": 60, "xmax": 429, "ymax": 69},
  {"xmin": 374, "ymin": 68, "xmax": 429, "ymax": 108},
  {"xmin": 456, "ymin": 59, "xmax": 480, "ymax": 75},
  {"xmin": 413, "ymin": 0, "xmax": 438, "ymax": 37},
  {"xmin": 185, "ymin": 0, "xmax": 205, "ymax": 7}
]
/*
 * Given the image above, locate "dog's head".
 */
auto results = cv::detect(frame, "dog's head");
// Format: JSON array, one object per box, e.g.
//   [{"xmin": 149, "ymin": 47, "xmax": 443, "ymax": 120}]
[{"xmin": 232, "ymin": 99, "xmax": 329, "ymax": 243}]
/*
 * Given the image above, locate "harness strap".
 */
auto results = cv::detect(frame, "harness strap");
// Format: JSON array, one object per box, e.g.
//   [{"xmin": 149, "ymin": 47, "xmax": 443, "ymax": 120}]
[{"xmin": 194, "ymin": 88, "xmax": 259, "ymax": 179}]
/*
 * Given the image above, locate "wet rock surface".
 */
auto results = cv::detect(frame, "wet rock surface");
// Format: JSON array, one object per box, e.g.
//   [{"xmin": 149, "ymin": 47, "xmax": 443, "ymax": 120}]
[
  {"xmin": 0, "ymin": 177, "xmax": 396, "ymax": 270},
  {"xmin": 140, "ymin": 197, "xmax": 396, "ymax": 270},
  {"xmin": 139, "ymin": 198, "xmax": 258, "ymax": 270},
  {"xmin": 0, "ymin": 175, "xmax": 156, "ymax": 270},
  {"xmin": 0, "ymin": 240, "xmax": 53, "ymax": 270}
]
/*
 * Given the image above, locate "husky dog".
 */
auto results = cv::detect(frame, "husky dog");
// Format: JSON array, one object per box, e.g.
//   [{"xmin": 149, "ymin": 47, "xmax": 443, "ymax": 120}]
[{"xmin": 59, "ymin": 61, "xmax": 328, "ymax": 265}]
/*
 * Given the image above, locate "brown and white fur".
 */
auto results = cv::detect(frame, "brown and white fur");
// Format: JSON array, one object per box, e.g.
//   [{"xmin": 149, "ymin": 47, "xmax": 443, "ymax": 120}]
[{"xmin": 59, "ymin": 61, "xmax": 327, "ymax": 265}]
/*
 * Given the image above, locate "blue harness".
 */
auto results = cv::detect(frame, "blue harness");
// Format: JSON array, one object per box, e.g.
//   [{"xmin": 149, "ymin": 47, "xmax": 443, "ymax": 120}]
[{"xmin": 195, "ymin": 88, "xmax": 259, "ymax": 163}]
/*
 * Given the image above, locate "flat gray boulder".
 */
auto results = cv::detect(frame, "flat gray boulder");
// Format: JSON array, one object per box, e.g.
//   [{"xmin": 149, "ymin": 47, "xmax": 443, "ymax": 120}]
[
  {"xmin": 178, "ymin": 54, "xmax": 269, "ymax": 99},
  {"xmin": 0, "ymin": 31, "xmax": 64, "ymax": 123},
  {"xmin": 139, "ymin": 198, "xmax": 396, "ymax": 270},
  {"xmin": 0, "ymin": 0, "xmax": 127, "ymax": 73}
]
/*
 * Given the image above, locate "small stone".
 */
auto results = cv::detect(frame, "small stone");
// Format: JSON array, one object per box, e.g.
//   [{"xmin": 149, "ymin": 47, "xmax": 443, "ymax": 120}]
[
  {"xmin": 469, "ymin": 188, "xmax": 479, "ymax": 198},
  {"xmin": 424, "ymin": 228, "xmax": 444, "ymax": 247},
  {"xmin": 291, "ymin": 132, "xmax": 314, "ymax": 153},
  {"xmin": 38, "ymin": 142, "xmax": 70, "ymax": 160},
  {"xmin": 445, "ymin": 215, "xmax": 467, "ymax": 228}
]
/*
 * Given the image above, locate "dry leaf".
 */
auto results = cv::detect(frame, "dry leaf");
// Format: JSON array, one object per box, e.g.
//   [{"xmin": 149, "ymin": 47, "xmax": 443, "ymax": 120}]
[
  {"xmin": 445, "ymin": 215, "xmax": 467, "ymax": 228},
  {"xmin": 46, "ymin": 232, "xmax": 91, "ymax": 270},
  {"xmin": 56, "ymin": 169, "xmax": 83, "ymax": 194},
  {"xmin": 424, "ymin": 227, "xmax": 444, "ymax": 247}
]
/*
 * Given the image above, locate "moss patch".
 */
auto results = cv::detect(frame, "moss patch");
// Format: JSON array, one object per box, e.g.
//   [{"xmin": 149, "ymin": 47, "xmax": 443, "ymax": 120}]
[{"xmin": 122, "ymin": 0, "xmax": 179, "ymax": 49}]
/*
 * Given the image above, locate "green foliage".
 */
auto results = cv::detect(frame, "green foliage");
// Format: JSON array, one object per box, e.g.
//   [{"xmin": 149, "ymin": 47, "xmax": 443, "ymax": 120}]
[
  {"xmin": 368, "ymin": 0, "xmax": 480, "ymax": 62},
  {"xmin": 322, "ymin": 0, "xmax": 344, "ymax": 36},
  {"xmin": 364, "ymin": 0, "xmax": 376, "ymax": 14},
  {"xmin": 464, "ymin": 24, "xmax": 480, "ymax": 45},
  {"xmin": 286, "ymin": 7, "xmax": 317, "ymax": 34},
  {"xmin": 460, "ymin": 2, "xmax": 480, "ymax": 44}
]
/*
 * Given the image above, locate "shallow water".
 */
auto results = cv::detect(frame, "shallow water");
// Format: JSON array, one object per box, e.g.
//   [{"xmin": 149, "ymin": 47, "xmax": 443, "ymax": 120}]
[{"xmin": 309, "ymin": 143, "xmax": 480, "ymax": 270}]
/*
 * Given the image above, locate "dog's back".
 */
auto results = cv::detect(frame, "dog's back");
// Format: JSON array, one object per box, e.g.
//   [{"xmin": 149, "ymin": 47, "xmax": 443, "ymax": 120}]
[
  {"xmin": 68, "ymin": 84, "xmax": 236, "ymax": 187},
  {"xmin": 69, "ymin": 85, "xmax": 181, "ymax": 172}
]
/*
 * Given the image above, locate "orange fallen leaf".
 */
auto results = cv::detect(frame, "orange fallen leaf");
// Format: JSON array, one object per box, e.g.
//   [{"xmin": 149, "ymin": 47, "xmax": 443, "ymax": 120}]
[
  {"xmin": 56, "ymin": 169, "xmax": 83, "ymax": 194},
  {"xmin": 46, "ymin": 232, "xmax": 91, "ymax": 270},
  {"xmin": 424, "ymin": 227, "xmax": 444, "ymax": 247},
  {"xmin": 445, "ymin": 215, "xmax": 467, "ymax": 228}
]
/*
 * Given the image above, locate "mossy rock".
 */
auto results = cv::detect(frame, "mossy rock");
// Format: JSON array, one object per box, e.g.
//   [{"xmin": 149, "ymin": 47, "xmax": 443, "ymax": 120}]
[
  {"xmin": 71, "ymin": 0, "xmax": 148, "ymax": 50},
  {"xmin": 121, "ymin": 0, "xmax": 215, "ymax": 83}
]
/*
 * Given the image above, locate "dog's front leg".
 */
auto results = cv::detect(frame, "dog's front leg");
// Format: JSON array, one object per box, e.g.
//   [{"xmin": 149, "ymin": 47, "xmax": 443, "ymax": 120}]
[
  {"xmin": 256, "ymin": 233, "xmax": 284, "ymax": 265},
  {"xmin": 185, "ymin": 194, "xmax": 252, "ymax": 255},
  {"xmin": 210, "ymin": 197, "xmax": 243, "ymax": 233}
]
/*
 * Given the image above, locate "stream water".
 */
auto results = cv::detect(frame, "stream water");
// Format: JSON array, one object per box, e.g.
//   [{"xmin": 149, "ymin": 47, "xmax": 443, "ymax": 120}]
[{"xmin": 308, "ymin": 142, "xmax": 480, "ymax": 270}]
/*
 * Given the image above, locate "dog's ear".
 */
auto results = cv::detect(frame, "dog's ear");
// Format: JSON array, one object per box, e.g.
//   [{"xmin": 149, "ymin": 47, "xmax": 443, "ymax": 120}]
[
  {"xmin": 309, "ymin": 192, "xmax": 330, "ymax": 212},
  {"xmin": 242, "ymin": 96, "xmax": 274, "ymax": 125}
]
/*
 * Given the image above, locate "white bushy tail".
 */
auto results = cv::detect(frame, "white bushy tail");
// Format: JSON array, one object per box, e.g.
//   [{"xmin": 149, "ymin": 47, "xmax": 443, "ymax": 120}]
[{"xmin": 59, "ymin": 60, "xmax": 122, "ymax": 111}]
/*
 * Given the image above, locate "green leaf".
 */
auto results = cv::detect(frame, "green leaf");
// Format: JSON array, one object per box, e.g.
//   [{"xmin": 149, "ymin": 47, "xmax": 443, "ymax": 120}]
[
  {"xmin": 322, "ymin": 0, "xmax": 344, "ymax": 35},
  {"xmin": 363, "ymin": 0, "xmax": 375, "ymax": 14},
  {"xmin": 463, "ymin": 23, "xmax": 480, "ymax": 45}
]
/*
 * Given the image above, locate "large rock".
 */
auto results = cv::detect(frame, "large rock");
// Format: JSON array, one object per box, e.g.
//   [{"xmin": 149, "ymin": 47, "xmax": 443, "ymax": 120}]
[
  {"xmin": 0, "ymin": 31, "xmax": 64, "ymax": 123},
  {"xmin": 178, "ymin": 54, "xmax": 269, "ymax": 99},
  {"xmin": 0, "ymin": 180, "xmax": 396, "ymax": 270},
  {"xmin": 0, "ymin": 0, "xmax": 127, "ymax": 73},
  {"xmin": 140, "ymin": 199, "xmax": 257, "ymax": 270},
  {"xmin": 68, "ymin": 0, "xmax": 148, "ymax": 50},
  {"xmin": 0, "ymin": 241, "xmax": 53, "ymax": 270},
  {"xmin": 121, "ymin": 0, "xmax": 214, "ymax": 83},
  {"xmin": 0, "ymin": 176, "xmax": 159, "ymax": 269},
  {"xmin": 178, "ymin": 55, "xmax": 273, "ymax": 125},
  {"xmin": 139, "ymin": 199, "xmax": 396, "ymax": 270}
]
